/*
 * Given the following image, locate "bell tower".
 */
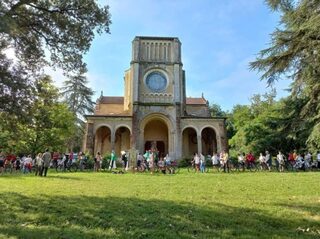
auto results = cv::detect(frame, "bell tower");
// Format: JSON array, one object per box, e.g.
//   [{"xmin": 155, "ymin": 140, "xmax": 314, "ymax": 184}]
[
  {"xmin": 125, "ymin": 36, "xmax": 186, "ymax": 109},
  {"xmin": 125, "ymin": 36, "xmax": 185, "ymax": 157}
]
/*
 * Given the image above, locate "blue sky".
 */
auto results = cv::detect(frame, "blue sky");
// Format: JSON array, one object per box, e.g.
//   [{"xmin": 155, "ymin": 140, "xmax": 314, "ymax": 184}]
[{"xmin": 52, "ymin": 0, "xmax": 291, "ymax": 111}]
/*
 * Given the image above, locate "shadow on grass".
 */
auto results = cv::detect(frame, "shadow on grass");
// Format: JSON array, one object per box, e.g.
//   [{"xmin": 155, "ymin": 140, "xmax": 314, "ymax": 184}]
[
  {"xmin": 275, "ymin": 202, "xmax": 320, "ymax": 217},
  {"xmin": 0, "ymin": 192, "xmax": 319, "ymax": 239},
  {"xmin": 45, "ymin": 175, "xmax": 85, "ymax": 181}
]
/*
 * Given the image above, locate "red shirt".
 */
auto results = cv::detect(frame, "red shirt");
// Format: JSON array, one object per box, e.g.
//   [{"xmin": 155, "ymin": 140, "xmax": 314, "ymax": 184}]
[
  {"xmin": 53, "ymin": 152, "xmax": 60, "ymax": 160},
  {"xmin": 6, "ymin": 154, "xmax": 16, "ymax": 161},
  {"xmin": 246, "ymin": 154, "xmax": 255, "ymax": 162},
  {"xmin": 288, "ymin": 153, "xmax": 294, "ymax": 161}
]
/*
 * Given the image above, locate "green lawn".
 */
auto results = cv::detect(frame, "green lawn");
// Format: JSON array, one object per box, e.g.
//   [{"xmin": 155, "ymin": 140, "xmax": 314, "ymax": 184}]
[{"xmin": 0, "ymin": 170, "xmax": 319, "ymax": 239}]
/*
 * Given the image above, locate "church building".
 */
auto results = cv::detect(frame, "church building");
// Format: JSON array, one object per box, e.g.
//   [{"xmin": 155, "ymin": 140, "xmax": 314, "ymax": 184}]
[{"xmin": 83, "ymin": 36, "xmax": 228, "ymax": 159}]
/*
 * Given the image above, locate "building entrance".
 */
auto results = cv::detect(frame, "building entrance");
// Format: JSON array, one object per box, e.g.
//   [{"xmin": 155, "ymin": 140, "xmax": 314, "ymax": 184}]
[
  {"xmin": 144, "ymin": 141, "xmax": 165, "ymax": 157},
  {"xmin": 143, "ymin": 118, "xmax": 168, "ymax": 157}
]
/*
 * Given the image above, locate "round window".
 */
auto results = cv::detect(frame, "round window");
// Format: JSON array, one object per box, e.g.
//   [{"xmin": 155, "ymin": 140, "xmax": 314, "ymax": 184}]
[{"xmin": 145, "ymin": 72, "xmax": 167, "ymax": 92}]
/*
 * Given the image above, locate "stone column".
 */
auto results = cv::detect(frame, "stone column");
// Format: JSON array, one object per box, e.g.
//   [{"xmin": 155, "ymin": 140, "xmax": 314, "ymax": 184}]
[
  {"xmin": 131, "ymin": 105, "xmax": 140, "ymax": 152},
  {"xmin": 169, "ymin": 130, "xmax": 176, "ymax": 159},
  {"xmin": 197, "ymin": 134, "xmax": 202, "ymax": 154},
  {"xmin": 111, "ymin": 130, "xmax": 115, "ymax": 150},
  {"xmin": 130, "ymin": 134, "xmax": 134, "ymax": 150}
]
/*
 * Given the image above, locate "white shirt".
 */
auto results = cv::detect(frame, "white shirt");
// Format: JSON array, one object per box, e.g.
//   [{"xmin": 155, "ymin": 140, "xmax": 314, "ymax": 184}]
[
  {"xmin": 212, "ymin": 155, "xmax": 219, "ymax": 165},
  {"xmin": 24, "ymin": 157, "xmax": 32, "ymax": 165},
  {"xmin": 317, "ymin": 153, "xmax": 320, "ymax": 162},
  {"xmin": 200, "ymin": 154, "xmax": 205, "ymax": 161},
  {"xmin": 194, "ymin": 155, "xmax": 200, "ymax": 164},
  {"xmin": 277, "ymin": 153, "xmax": 284, "ymax": 163},
  {"xmin": 259, "ymin": 155, "xmax": 265, "ymax": 163},
  {"xmin": 36, "ymin": 156, "xmax": 43, "ymax": 166},
  {"xmin": 265, "ymin": 154, "xmax": 270, "ymax": 162},
  {"xmin": 305, "ymin": 153, "xmax": 311, "ymax": 162}
]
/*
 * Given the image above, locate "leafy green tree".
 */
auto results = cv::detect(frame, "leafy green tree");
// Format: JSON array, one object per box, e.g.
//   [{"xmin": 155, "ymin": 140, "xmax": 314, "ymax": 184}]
[
  {"xmin": 209, "ymin": 103, "xmax": 226, "ymax": 117},
  {"xmin": 0, "ymin": 0, "xmax": 111, "ymax": 116},
  {"xmin": 250, "ymin": 0, "xmax": 320, "ymax": 150},
  {"xmin": 229, "ymin": 91, "xmax": 292, "ymax": 157},
  {"xmin": 0, "ymin": 46, "xmax": 34, "ymax": 118},
  {"xmin": 0, "ymin": 76, "xmax": 76, "ymax": 155}
]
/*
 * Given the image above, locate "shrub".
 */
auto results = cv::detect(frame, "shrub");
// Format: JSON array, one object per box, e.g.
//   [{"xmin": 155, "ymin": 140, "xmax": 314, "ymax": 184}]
[
  {"xmin": 178, "ymin": 158, "xmax": 192, "ymax": 167},
  {"xmin": 86, "ymin": 159, "xmax": 95, "ymax": 169}
]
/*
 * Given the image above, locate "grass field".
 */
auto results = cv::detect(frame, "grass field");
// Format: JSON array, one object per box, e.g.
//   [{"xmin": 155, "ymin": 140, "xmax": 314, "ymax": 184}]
[{"xmin": 0, "ymin": 170, "xmax": 319, "ymax": 239}]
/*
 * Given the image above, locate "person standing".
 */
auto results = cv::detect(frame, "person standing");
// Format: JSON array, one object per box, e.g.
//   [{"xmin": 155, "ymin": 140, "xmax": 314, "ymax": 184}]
[
  {"xmin": 24, "ymin": 155, "xmax": 32, "ymax": 174},
  {"xmin": 304, "ymin": 151, "xmax": 312, "ymax": 169},
  {"xmin": 200, "ymin": 153, "xmax": 206, "ymax": 173},
  {"xmin": 265, "ymin": 151, "xmax": 271, "ymax": 171},
  {"xmin": 79, "ymin": 152, "xmax": 84, "ymax": 171},
  {"xmin": 109, "ymin": 150, "xmax": 117, "ymax": 170},
  {"xmin": 293, "ymin": 150, "xmax": 297, "ymax": 161},
  {"xmin": 15, "ymin": 157, "xmax": 21, "ymax": 172},
  {"xmin": 144, "ymin": 150, "xmax": 150, "ymax": 163},
  {"xmin": 212, "ymin": 153, "xmax": 219, "ymax": 171},
  {"xmin": 277, "ymin": 151, "xmax": 285, "ymax": 172},
  {"xmin": 35, "ymin": 153, "xmax": 43, "ymax": 176},
  {"xmin": 157, "ymin": 157, "xmax": 166, "ymax": 174},
  {"xmin": 137, "ymin": 153, "xmax": 143, "ymax": 170},
  {"xmin": 121, "ymin": 151, "xmax": 128, "ymax": 171},
  {"xmin": 95, "ymin": 152, "xmax": 102, "ymax": 172},
  {"xmin": 149, "ymin": 151, "xmax": 154, "ymax": 174},
  {"xmin": 41, "ymin": 149, "xmax": 51, "ymax": 177},
  {"xmin": 223, "ymin": 150, "xmax": 229, "ymax": 173},
  {"xmin": 52, "ymin": 151, "xmax": 60, "ymax": 169},
  {"xmin": 237, "ymin": 153, "xmax": 245, "ymax": 171},
  {"xmin": 193, "ymin": 153, "xmax": 200, "ymax": 172}
]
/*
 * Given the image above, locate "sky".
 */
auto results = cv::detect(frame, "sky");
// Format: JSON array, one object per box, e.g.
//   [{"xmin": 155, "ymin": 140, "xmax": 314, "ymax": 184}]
[{"xmin": 50, "ymin": 0, "xmax": 292, "ymax": 111}]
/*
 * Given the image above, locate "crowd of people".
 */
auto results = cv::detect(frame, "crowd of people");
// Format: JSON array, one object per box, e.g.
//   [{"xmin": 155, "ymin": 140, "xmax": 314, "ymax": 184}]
[
  {"xmin": 136, "ymin": 149, "xmax": 175, "ymax": 174},
  {"xmin": 190, "ymin": 150, "xmax": 320, "ymax": 173},
  {"xmin": 1, "ymin": 148, "xmax": 319, "ymax": 175},
  {"xmin": 0, "ymin": 149, "xmax": 52, "ymax": 176}
]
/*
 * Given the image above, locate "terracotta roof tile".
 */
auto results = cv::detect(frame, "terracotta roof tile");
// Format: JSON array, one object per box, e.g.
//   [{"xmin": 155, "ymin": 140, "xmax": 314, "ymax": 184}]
[
  {"xmin": 99, "ymin": 96, "xmax": 124, "ymax": 104},
  {"xmin": 186, "ymin": 97, "xmax": 207, "ymax": 105}
]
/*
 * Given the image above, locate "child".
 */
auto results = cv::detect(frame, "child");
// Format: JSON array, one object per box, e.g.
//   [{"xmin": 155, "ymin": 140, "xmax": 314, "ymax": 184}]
[
  {"xmin": 158, "ymin": 157, "xmax": 166, "ymax": 174},
  {"xmin": 200, "ymin": 154, "xmax": 206, "ymax": 173}
]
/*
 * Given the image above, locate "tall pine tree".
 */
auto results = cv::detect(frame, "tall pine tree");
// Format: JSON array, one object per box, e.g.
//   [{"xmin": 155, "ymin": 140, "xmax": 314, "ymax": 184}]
[
  {"xmin": 250, "ymin": 0, "xmax": 320, "ymax": 150},
  {"xmin": 61, "ymin": 70, "xmax": 95, "ymax": 151}
]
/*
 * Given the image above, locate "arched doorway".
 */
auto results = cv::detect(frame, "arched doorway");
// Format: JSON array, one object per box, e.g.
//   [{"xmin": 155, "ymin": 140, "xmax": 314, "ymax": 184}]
[
  {"xmin": 201, "ymin": 127, "xmax": 217, "ymax": 156},
  {"xmin": 182, "ymin": 127, "xmax": 198, "ymax": 158},
  {"xmin": 143, "ymin": 119, "xmax": 168, "ymax": 158},
  {"xmin": 114, "ymin": 126, "xmax": 131, "ymax": 156},
  {"xmin": 95, "ymin": 126, "xmax": 112, "ymax": 155}
]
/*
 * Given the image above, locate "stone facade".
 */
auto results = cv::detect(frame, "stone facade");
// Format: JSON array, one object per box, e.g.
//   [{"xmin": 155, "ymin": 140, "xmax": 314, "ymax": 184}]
[{"xmin": 83, "ymin": 36, "xmax": 227, "ymax": 159}]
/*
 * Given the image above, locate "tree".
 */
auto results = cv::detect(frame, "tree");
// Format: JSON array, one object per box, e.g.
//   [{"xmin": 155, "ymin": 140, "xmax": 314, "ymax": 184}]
[
  {"xmin": 61, "ymin": 70, "xmax": 95, "ymax": 121},
  {"xmin": 250, "ymin": 0, "xmax": 320, "ymax": 150},
  {"xmin": 0, "ymin": 75, "xmax": 76, "ymax": 154},
  {"xmin": 0, "ymin": 45, "xmax": 34, "ymax": 118},
  {"xmin": 0, "ymin": 0, "xmax": 111, "ymax": 116},
  {"xmin": 61, "ymin": 70, "xmax": 95, "ymax": 151},
  {"xmin": 209, "ymin": 103, "xmax": 226, "ymax": 117},
  {"xmin": 228, "ymin": 91, "xmax": 294, "ymax": 156}
]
